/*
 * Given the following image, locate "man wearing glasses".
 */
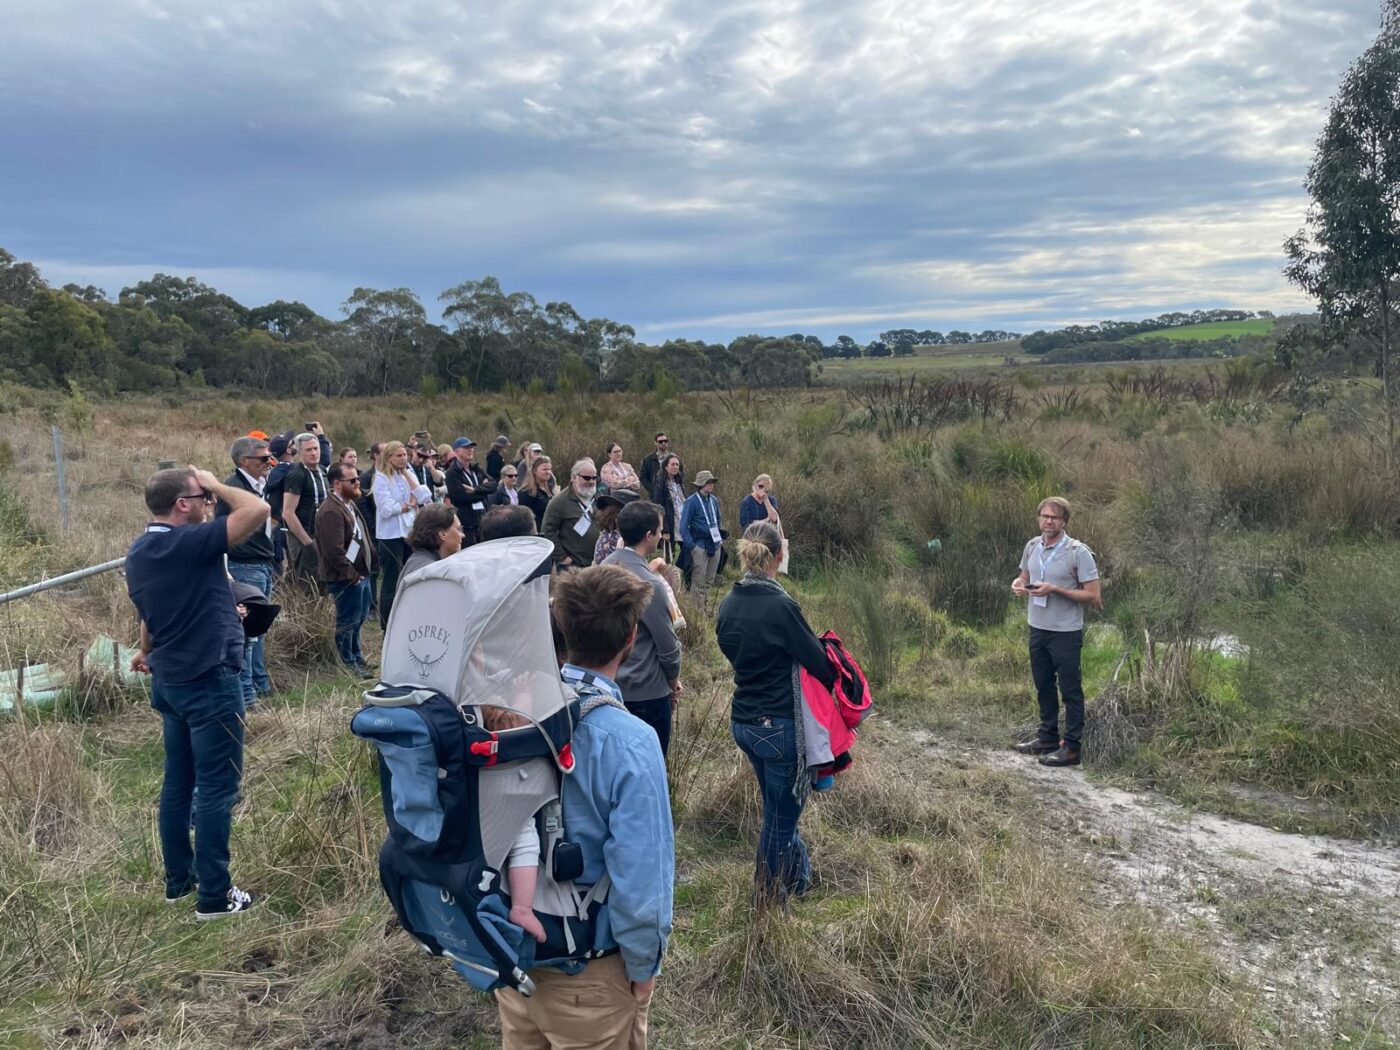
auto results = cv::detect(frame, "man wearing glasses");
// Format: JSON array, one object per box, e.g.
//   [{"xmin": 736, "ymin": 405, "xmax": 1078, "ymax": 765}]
[
  {"xmin": 217, "ymin": 436, "xmax": 277, "ymax": 706},
  {"xmin": 638, "ymin": 432, "xmax": 683, "ymax": 498},
  {"xmin": 542, "ymin": 459, "xmax": 602, "ymax": 570},
  {"xmin": 126, "ymin": 466, "xmax": 270, "ymax": 920},
  {"xmin": 1010, "ymin": 497, "xmax": 1102, "ymax": 767}
]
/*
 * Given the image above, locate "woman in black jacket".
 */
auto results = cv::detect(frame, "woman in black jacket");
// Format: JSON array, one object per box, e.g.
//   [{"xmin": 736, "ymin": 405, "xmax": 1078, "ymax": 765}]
[
  {"xmin": 715, "ymin": 521, "xmax": 836, "ymax": 906},
  {"xmin": 649, "ymin": 453, "xmax": 685, "ymax": 562},
  {"xmin": 516, "ymin": 455, "xmax": 556, "ymax": 530}
]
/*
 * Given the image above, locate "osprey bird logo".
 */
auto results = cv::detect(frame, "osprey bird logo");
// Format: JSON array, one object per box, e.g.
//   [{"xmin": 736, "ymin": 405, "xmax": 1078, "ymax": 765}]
[{"xmin": 405, "ymin": 624, "xmax": 451, "ymax": 680}]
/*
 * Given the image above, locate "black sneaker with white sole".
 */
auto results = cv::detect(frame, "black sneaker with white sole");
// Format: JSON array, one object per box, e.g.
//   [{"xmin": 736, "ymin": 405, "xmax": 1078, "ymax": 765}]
[
  {"xmin": 164, "ymin": 884, "xmax": 196, "ymax": 904},
  {"xmin": 195, "ymin": 885, "xmax": 255, "ymax": 921}
]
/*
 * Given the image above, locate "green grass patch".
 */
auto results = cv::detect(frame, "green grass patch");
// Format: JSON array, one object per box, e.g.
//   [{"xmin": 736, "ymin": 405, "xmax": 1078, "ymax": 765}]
[{"xmin": 1123, "ymin": 319, "xmax": 1275, "ymax": 343}]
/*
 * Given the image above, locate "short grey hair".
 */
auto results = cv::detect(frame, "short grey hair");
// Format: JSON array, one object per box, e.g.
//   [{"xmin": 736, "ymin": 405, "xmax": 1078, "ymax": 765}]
[
  {"xmin": 294, "ymin": 431, "xmax": 317, "ymax": 451},
  {"xmin": 571, "ymin": 458, "xmax": 596, "ymax": 479},
  {"xmin": 230, "ymin": 436, "xmax": 267, "ymax": 466}
]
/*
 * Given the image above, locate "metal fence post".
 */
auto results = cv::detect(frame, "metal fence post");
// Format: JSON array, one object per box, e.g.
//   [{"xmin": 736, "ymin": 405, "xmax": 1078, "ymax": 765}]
[{"xmin": 52, "ymin": 424, "xmax": 70, "ymax": 534}]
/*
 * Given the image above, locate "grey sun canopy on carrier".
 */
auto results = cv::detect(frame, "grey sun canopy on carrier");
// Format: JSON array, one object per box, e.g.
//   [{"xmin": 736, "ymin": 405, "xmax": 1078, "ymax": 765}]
[{"xmin": 379, "ymin": 535, "xmax": 571, "ymax": 870}]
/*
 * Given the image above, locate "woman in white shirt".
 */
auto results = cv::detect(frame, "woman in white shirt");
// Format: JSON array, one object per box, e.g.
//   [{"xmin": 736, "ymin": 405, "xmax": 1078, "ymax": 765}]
[{"xmin": 373, "ymin": 440, "xmax": 432, "ymax": 627}]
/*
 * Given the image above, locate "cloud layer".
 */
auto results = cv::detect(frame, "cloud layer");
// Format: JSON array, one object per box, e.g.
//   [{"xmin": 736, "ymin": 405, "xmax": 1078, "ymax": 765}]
[{"xmin": 0, "ymin": 0, "xmax": 1382, "ymax": 340}]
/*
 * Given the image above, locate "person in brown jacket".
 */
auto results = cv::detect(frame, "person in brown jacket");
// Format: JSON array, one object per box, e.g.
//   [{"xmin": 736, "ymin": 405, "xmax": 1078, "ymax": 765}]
[{"xmin": 315, "ymin": 462, "xmax": 375, "ymax": 674}]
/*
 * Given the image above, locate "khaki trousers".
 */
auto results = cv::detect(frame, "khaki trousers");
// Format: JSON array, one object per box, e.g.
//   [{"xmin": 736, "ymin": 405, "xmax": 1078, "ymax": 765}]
[{"xmin": 495, "ymin": 954, "xmax": 649, "ymax": 1050}]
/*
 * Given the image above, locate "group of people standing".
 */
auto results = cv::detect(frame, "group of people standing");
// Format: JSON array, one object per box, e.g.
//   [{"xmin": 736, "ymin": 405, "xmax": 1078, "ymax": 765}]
[{"xmin": 119, "ymin": 408, "xmax": 1101, "ymax": 1050}]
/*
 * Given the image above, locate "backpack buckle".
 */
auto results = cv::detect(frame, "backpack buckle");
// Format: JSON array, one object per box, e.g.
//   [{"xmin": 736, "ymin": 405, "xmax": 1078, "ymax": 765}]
[{"xmin": 470, "ymin": 734, "xmax": 500, "ymax": 766}]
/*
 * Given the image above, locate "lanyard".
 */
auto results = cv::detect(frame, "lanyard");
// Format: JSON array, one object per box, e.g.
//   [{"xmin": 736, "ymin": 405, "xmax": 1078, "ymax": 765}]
[
  {"xmin": 560, "ymin": 664, "xmax": 623, "ymax": 703},
  {"xmin": 699, "ymin": 495, "xmax": 715, "ymax": 527},
  {"xmin": 1036, "ymin": 536, "xmax": 1066, "ymax": 581}
]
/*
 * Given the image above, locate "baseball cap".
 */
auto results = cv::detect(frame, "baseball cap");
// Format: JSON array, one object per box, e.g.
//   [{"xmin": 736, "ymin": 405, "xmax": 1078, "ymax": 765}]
[{"xmin": 452, "ymin": 437, "xmax": 477, "ymax": 449}]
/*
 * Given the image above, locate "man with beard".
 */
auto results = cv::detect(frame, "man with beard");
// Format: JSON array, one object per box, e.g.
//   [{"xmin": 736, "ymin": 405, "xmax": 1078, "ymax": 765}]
[{"xmin": 542, "ymin": 458, "xmax": 601, "ymax": 570}]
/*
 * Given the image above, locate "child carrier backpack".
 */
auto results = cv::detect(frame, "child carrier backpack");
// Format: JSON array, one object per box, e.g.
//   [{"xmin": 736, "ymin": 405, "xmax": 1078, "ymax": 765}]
[
  {"xmin": 798, "ymin": 630, "xmax": 874, "ymax": 787},
  {"xmin": 350, "ymin": 536, "xmax": 612, "ymax": 996}
]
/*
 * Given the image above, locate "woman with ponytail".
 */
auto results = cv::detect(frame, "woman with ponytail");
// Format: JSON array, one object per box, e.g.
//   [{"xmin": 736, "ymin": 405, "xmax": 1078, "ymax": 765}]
[{"xmin": 715, "ymin": 522, "xmax": 836, "ymax": 907}]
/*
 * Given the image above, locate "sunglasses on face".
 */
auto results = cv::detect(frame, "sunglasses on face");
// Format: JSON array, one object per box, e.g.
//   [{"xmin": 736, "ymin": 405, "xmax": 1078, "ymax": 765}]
[
  {"xmin": 578, "ymin": 474, "xmax": 598, "ymax": 482},
  {"xmin": 502, "ymin": 472, "xmax": 518, "ymax": 478}
]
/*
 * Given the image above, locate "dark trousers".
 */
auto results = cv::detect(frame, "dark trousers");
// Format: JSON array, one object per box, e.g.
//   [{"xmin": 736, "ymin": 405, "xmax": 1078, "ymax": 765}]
[
  {"xmin": 376, "ymin": 538, "xmax": 408, "ymax": 628},
  {"xmin": 227, "ymin": 560, "xmax": 273, "ymax": 700},
  {"xmin": 731, "ymin": 717, "xmax": 810, "ymax": 902},
  {"xmin": 1029, "ymin": 627, "xmax": 1085, "ymax": 750},
  {"xmin": 625, "ymin": 695, "xmax": 673, "ymax": 757},
  {"xmin": 327, "ymin": 578, "xmax": 371, "ymax": 667},
  {"xmin": 287, "ymin": 531, "xmax": 319, "ymax": 589},
  {"xmin": 151, "ymin": 668, "xmax": 245, "ymax": 907}
]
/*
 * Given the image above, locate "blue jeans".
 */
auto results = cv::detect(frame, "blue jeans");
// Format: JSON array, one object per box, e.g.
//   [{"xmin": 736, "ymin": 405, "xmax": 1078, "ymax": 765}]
[
  {"xmin": 227, "ymin": 560, "xmax": 273, "ymax": 700},
  {"xmin": 151, "ymin": 668, "xmax": 245, "ymax": 907},
  {"xmin": 731, "ymin": 717, "xmax": 810, "ymax": 901},
  {"xmin": 327, "ymin": 577, "xmax": 371, "ymax": 667}
]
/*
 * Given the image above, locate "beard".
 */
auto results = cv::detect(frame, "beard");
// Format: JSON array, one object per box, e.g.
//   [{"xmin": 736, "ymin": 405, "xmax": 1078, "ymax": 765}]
[{"xmin": 577, "ymin": 484, "xmax": 597, "ymax": 501}]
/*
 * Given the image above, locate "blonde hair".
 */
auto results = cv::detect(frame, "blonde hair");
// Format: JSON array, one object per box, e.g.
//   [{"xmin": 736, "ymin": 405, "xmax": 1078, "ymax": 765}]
[
  {"xmin": 379, "ymin": 440, "xmax": 413, "ymax": 482},
  {"xmin": 753, "ymin": 473, "xmax": 772, "ymax": 490},
  {"xmin": 739, "ymin": 521, "xmax": 782, "ymax": 575},
  {"xmin": 519, "ymin": 455, "xmax": 554, "ymax": 497},
  {"xmin": 1038, "ymin": 496, "xmax": 1072, "ymax": 524}
]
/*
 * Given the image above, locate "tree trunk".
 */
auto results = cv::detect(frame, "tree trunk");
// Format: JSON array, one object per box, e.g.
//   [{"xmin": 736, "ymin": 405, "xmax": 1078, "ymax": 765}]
[{"xmin": 1382, "ymin": 281, "xmax": 1395, "ymax": 476}]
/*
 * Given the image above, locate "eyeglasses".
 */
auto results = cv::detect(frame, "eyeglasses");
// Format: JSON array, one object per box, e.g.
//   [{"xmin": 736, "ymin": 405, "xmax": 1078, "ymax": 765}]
[
  {"xmin": 656, "ymin": 438, "xmax": 669, "ymax": 444},
  {"xmin": 577, "ymin": 474, "xmax": 598, "ymax": 482},
  {"xmin": 502, "ymin": 472, "xmax": 518, "ymax": 478},
  {"xmin": 1038, "ymin": 513, "xmax": 1064, "ymax": 521},
  {"xmin": 180, "ymin": 490, "xmax": 215, "ymax": 505},
  {"xmin": 244, "ymin": 454, "xmax": 274, "ymax": 463}
]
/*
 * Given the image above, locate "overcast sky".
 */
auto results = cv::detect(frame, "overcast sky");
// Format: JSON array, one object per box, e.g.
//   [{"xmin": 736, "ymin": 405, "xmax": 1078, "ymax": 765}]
[{"xmin": 0, "ymin": 0, "xmax": 1382, "ymax": 343}]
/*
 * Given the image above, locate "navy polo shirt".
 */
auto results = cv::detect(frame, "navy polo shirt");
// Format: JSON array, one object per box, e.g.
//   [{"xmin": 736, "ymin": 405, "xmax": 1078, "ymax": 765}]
[{"xmin": 126, "ymin": 520, "xmax": 244, "ymax": 684}]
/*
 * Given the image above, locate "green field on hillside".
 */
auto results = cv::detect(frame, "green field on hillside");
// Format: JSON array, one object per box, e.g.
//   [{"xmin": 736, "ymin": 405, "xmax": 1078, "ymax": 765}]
[
  {"xmin": 820, "ymin": 342, "xmax": 1033, "ymax": 380},
  {"xmin": 1123, "ymin": 319, "xmax": 1275, "ymax": 343}
]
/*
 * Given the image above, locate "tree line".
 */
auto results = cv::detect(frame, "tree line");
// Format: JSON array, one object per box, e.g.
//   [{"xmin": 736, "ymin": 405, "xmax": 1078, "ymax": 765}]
[
  {"xmin": 0, "ymin": 252, "xmax": 844, "ymax": 397},
  {"xmin": 1019, "ymin": 310, "xmax": 1271, "ymax": 354}
]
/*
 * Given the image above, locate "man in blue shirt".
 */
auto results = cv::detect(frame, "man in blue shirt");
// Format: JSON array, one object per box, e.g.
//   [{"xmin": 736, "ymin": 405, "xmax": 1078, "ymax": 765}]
[
  {"xmin": 126, "ymin": 465, "xmax": 270, "ymax": 920},
  {"xmin": 495, "ymin": 565, "xmax": 674, "ymax": 1050},
  {"xmin": 678, "ymin": 470, "xmax": 723, "ymax": 604}
]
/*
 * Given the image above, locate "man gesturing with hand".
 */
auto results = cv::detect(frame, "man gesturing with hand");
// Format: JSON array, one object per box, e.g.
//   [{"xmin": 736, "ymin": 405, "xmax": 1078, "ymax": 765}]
[{"xmin": 126, "ymin": 465, "xmax": 269, "ymax": 920}]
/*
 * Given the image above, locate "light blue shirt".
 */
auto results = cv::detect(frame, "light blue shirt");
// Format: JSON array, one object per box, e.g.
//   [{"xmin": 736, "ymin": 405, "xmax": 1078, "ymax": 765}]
[{"xmin": 559, "ymin": 665, "xmax": 675, "ymax": 981}]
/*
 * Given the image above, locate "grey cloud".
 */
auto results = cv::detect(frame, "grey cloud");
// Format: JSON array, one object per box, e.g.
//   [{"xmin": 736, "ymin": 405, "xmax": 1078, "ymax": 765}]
[{"xmin": 0, "ymin": 0, "xmax": 1383, "ymax": 341}]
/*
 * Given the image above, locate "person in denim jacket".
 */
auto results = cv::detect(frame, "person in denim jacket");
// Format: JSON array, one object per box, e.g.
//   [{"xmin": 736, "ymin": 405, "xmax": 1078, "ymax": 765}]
[{"xmin": 495, "ymin": 565, "xmax": 674, "ymax": 1049}]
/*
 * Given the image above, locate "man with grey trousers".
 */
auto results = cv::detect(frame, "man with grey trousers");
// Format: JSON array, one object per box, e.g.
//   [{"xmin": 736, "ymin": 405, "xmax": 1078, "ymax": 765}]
[{"xmin": 603, "ymin": 499, "xmax": 683, "ymax": 756}]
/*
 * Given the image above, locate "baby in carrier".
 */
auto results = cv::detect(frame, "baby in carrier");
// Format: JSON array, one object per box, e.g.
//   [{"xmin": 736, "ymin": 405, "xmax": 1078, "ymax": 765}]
[{"xmin": 482, "ymin": 703, "xmax": 548, "ymax": 944}]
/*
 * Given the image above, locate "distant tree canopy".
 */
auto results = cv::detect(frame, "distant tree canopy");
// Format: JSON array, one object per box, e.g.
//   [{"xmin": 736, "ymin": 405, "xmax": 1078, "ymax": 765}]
[
  {"xmin": 0, "ymin": 250, "xmax": 828, "ymax": 395},
  {"xmin": 1020, "ymin": 310, "xmax": 1262, "ymax": 354}
]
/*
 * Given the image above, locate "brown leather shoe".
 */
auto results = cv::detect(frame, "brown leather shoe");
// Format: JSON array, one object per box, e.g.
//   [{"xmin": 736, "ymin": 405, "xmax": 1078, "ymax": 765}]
[
  {"xmin": 1015, "ymin": 739, "xmax": 1059, "ymax": 755},
  {"xmin": 1039, "ymin": 745, "xmax": 1081, "ymax": 767}
]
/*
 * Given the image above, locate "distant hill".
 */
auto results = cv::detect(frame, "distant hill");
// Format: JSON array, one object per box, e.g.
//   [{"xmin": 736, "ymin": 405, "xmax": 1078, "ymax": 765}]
[{"xmin": 1122, "ymin": 319, "xmax": 1276, "ymax": 343}]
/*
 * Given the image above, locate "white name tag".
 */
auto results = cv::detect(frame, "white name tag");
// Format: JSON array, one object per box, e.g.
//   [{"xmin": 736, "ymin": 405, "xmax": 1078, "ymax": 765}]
[
  {"xmin": 1032, "ymin": 594, "xmax": 1048, "ymax": 607},
  {"xmin": 573, "ymin": 515, "xmax": 592, "ymax": 537},
  {"xmin": 472, "ymin": 502, "xmax": 485, "ymax": 511},
  {"xmin": 709, "ymin": 525, "xmax": 722, "ymax": 543},
  {"xmin": 346, "ymin": 540, "xmax": 361, "ymax": 564}
]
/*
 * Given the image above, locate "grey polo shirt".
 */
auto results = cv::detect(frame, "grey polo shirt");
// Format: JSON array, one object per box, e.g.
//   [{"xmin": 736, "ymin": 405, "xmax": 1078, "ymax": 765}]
[{"xmin": 1019, "ymin": 532, "xmax": 1099, "ymax": 632}]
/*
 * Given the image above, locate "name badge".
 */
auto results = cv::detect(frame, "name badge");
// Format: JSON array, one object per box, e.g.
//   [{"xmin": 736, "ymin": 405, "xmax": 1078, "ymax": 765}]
[
  {"xmin": 346, "ymin": 540, "xmax": 361, "ymax": 564},
  {"xmin": 709, "ymin": 525, "xmax": 722, "ymax": 543},
  {"xmin": 573, "ymin": 515, "xmax": 592, "ymax": 537},
  {"xmin": 1031, "ymin": 594, "xmax": 1048, "ymax": 608},
  {"xmin": 472, "ymin": 502, "xmax": 485, "ymax": 512}
]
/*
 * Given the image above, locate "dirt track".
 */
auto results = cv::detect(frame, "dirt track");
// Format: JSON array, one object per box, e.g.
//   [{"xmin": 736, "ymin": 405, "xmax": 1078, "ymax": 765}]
[{"xmin": 949, "ymin": 742, "xmax": 1400, "ymax": 1038}]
